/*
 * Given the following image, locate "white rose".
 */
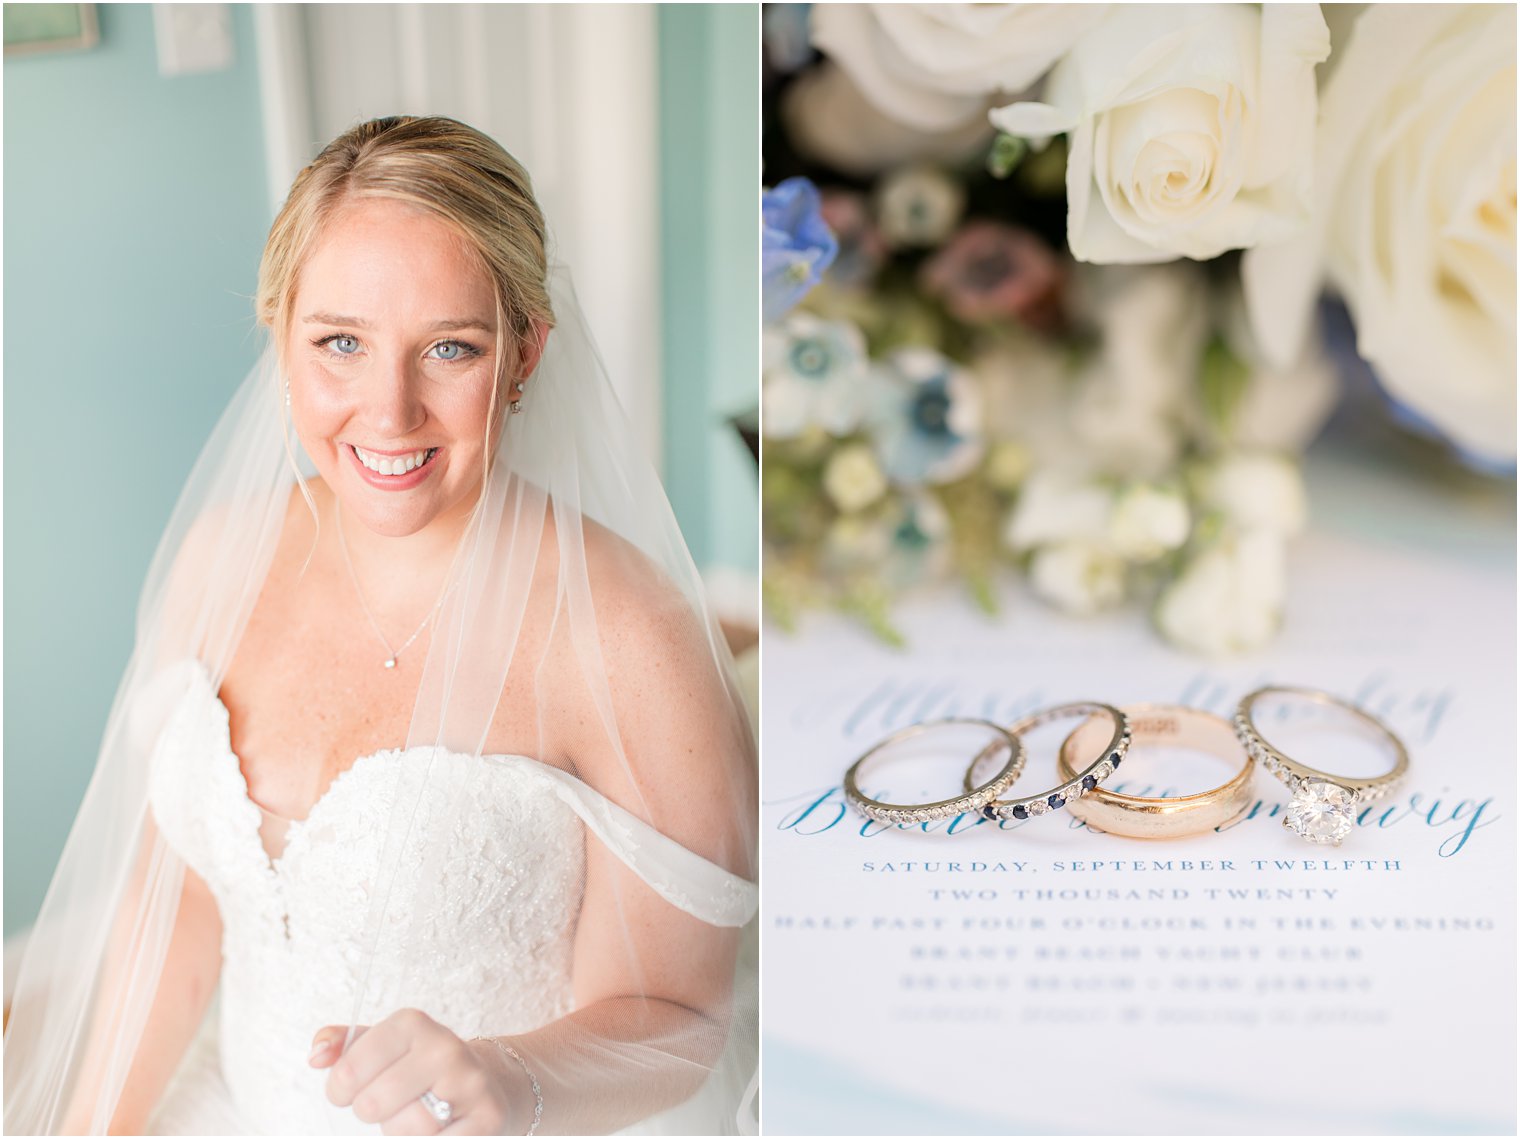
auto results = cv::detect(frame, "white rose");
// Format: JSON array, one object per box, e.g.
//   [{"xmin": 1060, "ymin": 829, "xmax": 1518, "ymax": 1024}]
[
  {"xmin": 780, "ymin": 63, "xmax": 993, "ymax": 179},
  {"xmin": 1029, "ymin": 542, "xmax": 1126, "ymax": 616},
  {"xmin": 992, "ymin": 5, "xmax": 1330, "ymax": 263},
  {"xmin": 1109, "ymin": 484, "xmax": 1190, "ymax": 562},
  {"xmin": 875, "ymin": 166, "xmax": 965, "ymax": 249},
  {"xmin": 811, "ymin": 3, "xmax": 1107, "ymax": 132},
  {"xmin": 823, "ymin": 444, "xmax": 888, "ymax": 513},
  {"xmin": 1155, "ymin": 531, "xmax": 1287, "ymax": 655},
  {"xmin": 1197, "ymin": 453, "xmax": 1308, "ymax": 537},
  {"xmin": 1244, "ymin": 4, "xmax": 1517, "ymax": 464},
  {"xmin": 1004, "ymin": 470, "xmax": 1112, "ymax": 552}
]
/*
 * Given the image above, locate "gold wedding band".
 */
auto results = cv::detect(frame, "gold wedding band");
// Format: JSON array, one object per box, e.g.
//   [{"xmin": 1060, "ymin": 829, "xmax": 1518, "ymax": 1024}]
[{"xmin": 1057, "ymin": 703, "xmax": 1253, "ymax": 839}]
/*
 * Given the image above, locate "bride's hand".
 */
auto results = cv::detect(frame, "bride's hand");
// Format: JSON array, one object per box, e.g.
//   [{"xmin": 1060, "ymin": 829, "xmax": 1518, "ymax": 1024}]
[{"xmin": 309, "ymin": 1009, "xmax": 528, "ymax": 1135}]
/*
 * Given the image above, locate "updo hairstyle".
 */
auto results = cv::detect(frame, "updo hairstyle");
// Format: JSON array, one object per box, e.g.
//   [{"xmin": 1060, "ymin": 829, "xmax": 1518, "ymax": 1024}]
[{"xmin": 256, "ymin": 115, "xmax": 556, "ymax": 384}]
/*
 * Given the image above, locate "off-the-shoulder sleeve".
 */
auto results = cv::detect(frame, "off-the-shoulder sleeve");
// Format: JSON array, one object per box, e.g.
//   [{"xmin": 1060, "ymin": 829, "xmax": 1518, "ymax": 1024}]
[{"xmin": 524, "ymin": 763, "xmax": 758, "ymax": 928}]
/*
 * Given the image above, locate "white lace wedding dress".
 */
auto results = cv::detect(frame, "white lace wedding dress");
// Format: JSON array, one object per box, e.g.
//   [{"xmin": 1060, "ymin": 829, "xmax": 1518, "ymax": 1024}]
[{"xmin": 142, "ymin": 662, "xmax": 750, "ymax": 1135}]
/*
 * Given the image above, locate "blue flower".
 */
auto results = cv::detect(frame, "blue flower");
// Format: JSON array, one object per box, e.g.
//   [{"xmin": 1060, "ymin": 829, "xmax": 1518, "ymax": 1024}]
[
  {"xmin": 761, "ymin": 313, "xmax": 869, "ymax": 438},
  {"xmin": 883, "ymin": 492, "xmax": 952, "ymax": 588},
  {"xmin": 866, "ymin": 347, "xmax": 984, "ymax": 486},
  {"xmin": 892, "ymin": 498, "xmax": 939, "ymax": 554},
  {"xmin": 763, "ymin": 177, "xmax": 838, "ymax": 323},
  {"xmin": 820, "ymin": 491, "xmax": 951, "ymax": 587}
]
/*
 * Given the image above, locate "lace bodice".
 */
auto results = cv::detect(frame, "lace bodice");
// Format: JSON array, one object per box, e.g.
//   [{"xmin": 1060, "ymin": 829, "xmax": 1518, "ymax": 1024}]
[
  {"xmin": 143, "ymin": 660, "xmax": 756, "ymax": 1134},
  {"xmin": 147, "ymin": 662, "xmax": 586, "ymax": 1135}
]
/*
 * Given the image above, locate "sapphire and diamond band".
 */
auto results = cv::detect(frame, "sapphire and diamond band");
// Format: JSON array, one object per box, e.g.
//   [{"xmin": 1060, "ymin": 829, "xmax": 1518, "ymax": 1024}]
[
  {"xmin": 844, "ymin": 718, "xmax": 1027, "ymax": 825},
  {"xmin": 1233, "ymin": 686, "xmax": 1410, "ymax": 847},
  {"xmin": 966, "ymin": 702, "xmax": 1131, "ymax": 823}
]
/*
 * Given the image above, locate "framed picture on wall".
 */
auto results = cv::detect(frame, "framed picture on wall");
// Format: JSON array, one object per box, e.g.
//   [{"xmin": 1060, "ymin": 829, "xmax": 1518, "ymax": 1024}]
[{"xmin": 3, "ymin": 4, "xmax": 98, "ymax": 57}]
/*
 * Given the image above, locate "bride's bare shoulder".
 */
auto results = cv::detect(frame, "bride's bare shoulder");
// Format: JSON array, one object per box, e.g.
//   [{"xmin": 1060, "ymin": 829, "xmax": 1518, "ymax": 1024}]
[
  {"xmin": 533, "ymin": 509, "xmax": 752, "ymax": 872},
  {"xmin": 548, "ymin": 511, "xmax": 737, "ymax": 736},
  {"xmin": 574, "ymin": 511, "xmax": 712, "ymax": 655},
  {"xmin": 517, "ymin": 505, "xmax": 725, "ymax": 705}
]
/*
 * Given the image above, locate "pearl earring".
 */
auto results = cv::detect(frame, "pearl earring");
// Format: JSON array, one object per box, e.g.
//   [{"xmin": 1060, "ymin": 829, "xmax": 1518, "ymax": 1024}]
[{"xmin": 509, "ymin": 380, "xmax": 525, "ymax": 415}]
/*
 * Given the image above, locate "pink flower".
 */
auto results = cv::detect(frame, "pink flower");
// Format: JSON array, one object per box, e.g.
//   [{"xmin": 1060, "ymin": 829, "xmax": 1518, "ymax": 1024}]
[
  {"xmin": 919, "ymin": 221, "xmax": 1063, "ymax": 329},
  {"xmin": 819, "ymin": 190, "xmax": 889, "ymax": 289}
]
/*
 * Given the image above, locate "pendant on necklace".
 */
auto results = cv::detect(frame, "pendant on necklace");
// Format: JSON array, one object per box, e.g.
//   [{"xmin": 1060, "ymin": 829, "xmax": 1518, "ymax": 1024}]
[{"xmin": 384, "ymin": 657, "xmax": 397, "ymax": 670}]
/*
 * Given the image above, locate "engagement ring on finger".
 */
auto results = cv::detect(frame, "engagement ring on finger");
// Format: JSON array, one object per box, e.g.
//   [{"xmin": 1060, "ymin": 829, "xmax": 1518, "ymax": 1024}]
[{"xmin": 420, "ymin": 1090, "xmax": 453, "ymax": 1125}]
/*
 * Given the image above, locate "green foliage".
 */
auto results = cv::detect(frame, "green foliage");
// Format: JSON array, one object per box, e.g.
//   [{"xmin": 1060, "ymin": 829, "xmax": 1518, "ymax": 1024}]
[
  {"xmin": 937, "ymin": 475, "xmax": 1007, "ymax": 614},
  {"xmin": 1199, "ymin": 335, "xmax": 1252, "ymax": 441},
  {"xmin": 987, "ymin": 133, "xmax": 1029, "ymax": 180},
  {"xmin": 841, "ymin": 579, "xmax": 907, "ymax": 648}
]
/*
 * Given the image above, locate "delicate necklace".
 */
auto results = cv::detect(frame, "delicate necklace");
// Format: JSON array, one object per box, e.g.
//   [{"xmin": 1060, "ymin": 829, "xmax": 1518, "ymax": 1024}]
[{"xmin": 335, "ymin": 505, "xmax": 458, "ymax": 670}]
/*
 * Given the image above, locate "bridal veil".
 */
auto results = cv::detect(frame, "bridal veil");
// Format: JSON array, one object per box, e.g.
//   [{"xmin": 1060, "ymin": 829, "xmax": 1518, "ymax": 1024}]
[{"xmin": 3, "ymin": 118, "xmax": 758, "ymax": 1135}]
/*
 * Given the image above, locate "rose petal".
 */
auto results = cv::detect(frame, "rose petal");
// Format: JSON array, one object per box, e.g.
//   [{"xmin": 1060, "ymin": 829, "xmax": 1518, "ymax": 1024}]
[
  {"xmin": 1069, "ymin": 117, "xmax": 1177, "ymax": 264},
  {"xmin": 1243, "ymin": 5, "xmax": 1476, "ymax": 367},
  {"xmin": 1006, "ymin": 5, "xmax": 1327, "ymax": 266},
  {"xmin": 878, "ymin": 4, "xmax": 1107, "ymax": 95},
  {"xmin": 1248, "ymin": 4, "xmax": 1330, "ymax": 190},
  {"xmin": 811, "ymin": 4, "xmax": 991, "ymax": 132},
  {"xmin": 987, "ymin": 100, "xmax": 1078, "ymax": 142}
]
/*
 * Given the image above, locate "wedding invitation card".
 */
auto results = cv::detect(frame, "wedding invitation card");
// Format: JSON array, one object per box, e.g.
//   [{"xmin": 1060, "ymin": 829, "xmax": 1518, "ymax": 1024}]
[{"xmin": 761, "ymin": 462, "xmax": 1515, "ymax": 1134}]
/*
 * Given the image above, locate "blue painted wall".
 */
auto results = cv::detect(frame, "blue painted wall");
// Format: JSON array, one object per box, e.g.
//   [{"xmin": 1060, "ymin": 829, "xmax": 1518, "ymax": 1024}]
[
  {"xmin": 658, "ymin": 5, "xmax": 761, "ymax": 575},
  {"xmin": 3, "ymin": 4, "xmax": 270, "ymax": 934}
]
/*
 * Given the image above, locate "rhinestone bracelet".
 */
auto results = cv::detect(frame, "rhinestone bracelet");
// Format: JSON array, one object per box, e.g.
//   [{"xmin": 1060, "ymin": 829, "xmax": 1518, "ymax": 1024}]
[{"xmin": 472, "ymin": 1037, "xmax": 543, "ymax": 1135}]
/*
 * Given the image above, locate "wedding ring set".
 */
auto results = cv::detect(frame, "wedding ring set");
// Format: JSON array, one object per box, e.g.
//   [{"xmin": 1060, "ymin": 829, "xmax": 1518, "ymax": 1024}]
[{"xmin": 843, "ymin": 686, "xmax": 1409, "ymax": 846}]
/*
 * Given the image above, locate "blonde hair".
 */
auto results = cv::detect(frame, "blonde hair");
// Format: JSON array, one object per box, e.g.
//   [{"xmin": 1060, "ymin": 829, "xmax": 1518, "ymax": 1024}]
[
  {"xmin": 257, "ymin": 115, "xmax": 555, "ymax": 383},
  {"xmin": 258, "ymin": 116, "xmax": 554, "ymax": 541}
]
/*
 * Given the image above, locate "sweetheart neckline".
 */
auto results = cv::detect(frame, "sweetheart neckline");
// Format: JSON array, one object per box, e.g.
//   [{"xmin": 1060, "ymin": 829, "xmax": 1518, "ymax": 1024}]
[
  {"xmin": 181, "ymin": 661, "xmax": 550, "ymax": 869},
  {"xmin": 161, "ymin": 660, "xmax": 760, "ymax": 928}
]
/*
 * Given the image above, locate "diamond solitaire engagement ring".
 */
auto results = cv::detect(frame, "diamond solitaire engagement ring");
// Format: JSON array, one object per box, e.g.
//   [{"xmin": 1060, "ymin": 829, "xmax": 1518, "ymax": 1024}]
[
  {"xmin": 1233, "ymin": 686, "xmax": 1409, "ymax": 846},
  {"xmin": 967, "ymin": 702, "xmax": 1131, "ymax": 823}
]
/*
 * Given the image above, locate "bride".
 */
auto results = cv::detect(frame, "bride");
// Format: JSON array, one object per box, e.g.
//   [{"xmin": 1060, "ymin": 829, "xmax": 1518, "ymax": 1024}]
[{"xmin": 3, "ymin": 116, "xmax": 758, "ymax": 1136}]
